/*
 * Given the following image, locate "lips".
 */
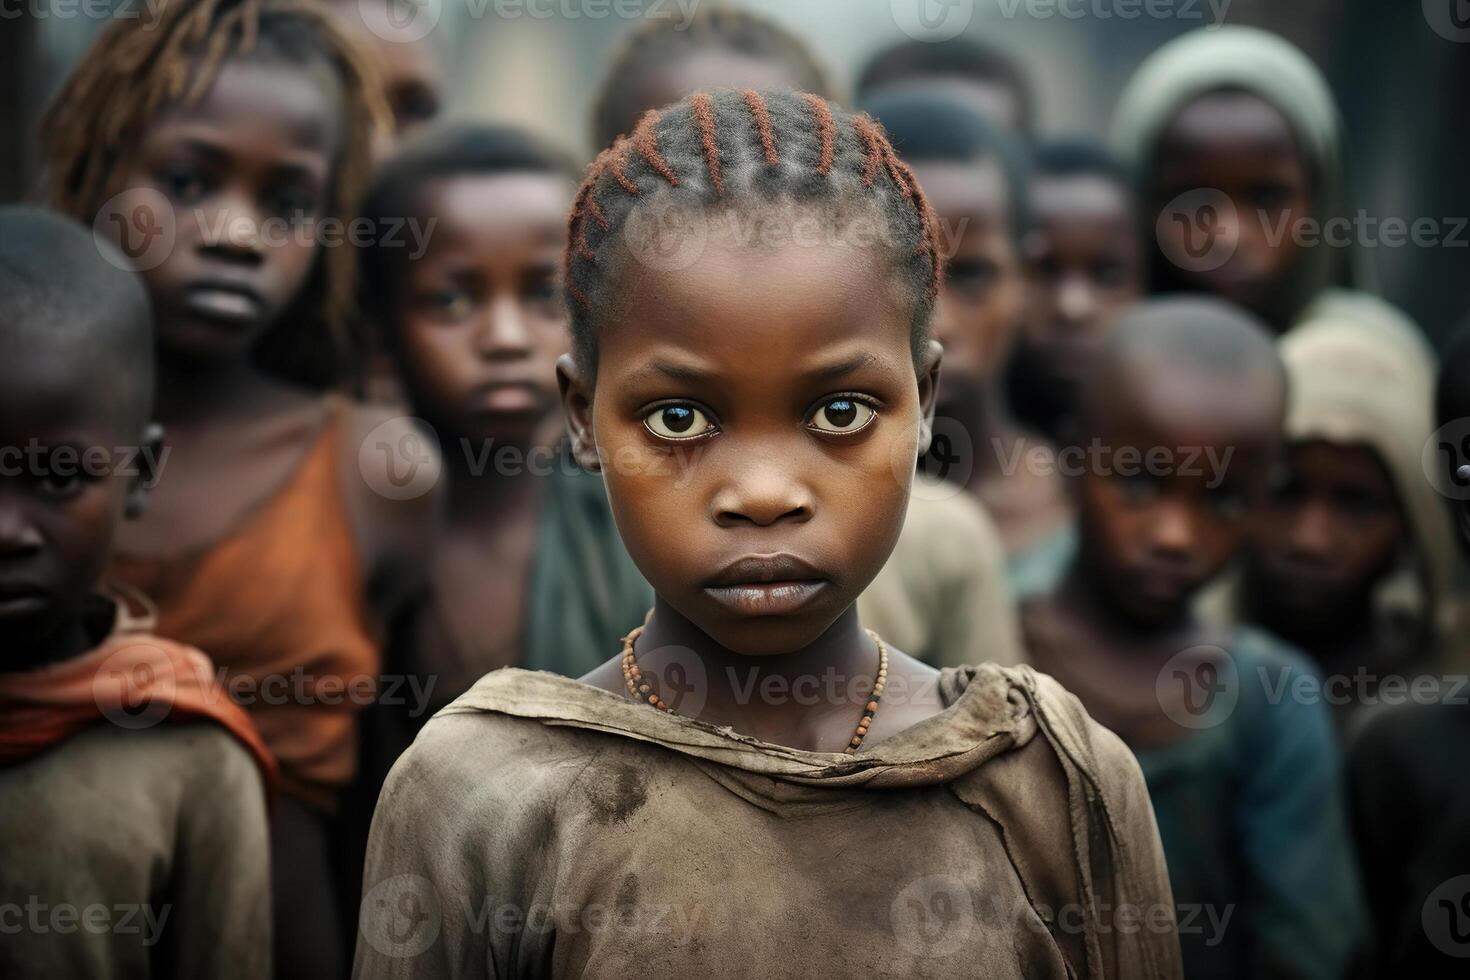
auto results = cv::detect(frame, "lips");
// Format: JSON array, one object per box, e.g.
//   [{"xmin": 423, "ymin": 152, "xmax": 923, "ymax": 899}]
[
  {"xmin": 703, "ymin": 554, "xmax": 832, "ymax": 617},
  {"xmin": 0, "ymin": 580, "xmax": 50, "ymax": 619},
  {"xmin": 181, "ymin": 278, "xmax": 267, "ymax": 326},
  {"xmin": 470, "ymin": 380, "xmax": 544, "ymax": 415}
]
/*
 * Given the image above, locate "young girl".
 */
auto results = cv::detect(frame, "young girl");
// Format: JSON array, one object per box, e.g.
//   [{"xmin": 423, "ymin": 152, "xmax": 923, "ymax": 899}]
[
  {"xmin": 1206, "ymin": 313, "xmax": 1453, "ymax": 731},
  {"xmin": 356, "ymin": 90, "xmax": 1179, "ymax": 979},
  {"xmin": 1111, "ymin": 26, "xmax": 1421, "ymax": 344},
  {"xmin": 42, "ymin": 2, "xmax": 438, "ymax": 976}
]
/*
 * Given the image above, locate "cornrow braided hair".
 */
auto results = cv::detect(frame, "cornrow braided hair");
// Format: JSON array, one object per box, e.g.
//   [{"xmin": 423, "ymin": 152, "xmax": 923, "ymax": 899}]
[
  {"xmin": 565, "ymin": 88, "xmax": 943, "ymax": 379},
  {"xmin": 41, "ymin": 0, "xmax": 389, "ymax": 388},
  {"xmin": 590, "ymin": 3, "xmax": 837, "ymax": 149}
]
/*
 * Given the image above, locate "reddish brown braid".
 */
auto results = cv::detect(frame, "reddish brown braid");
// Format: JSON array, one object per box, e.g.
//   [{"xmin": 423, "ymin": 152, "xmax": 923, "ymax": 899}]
[{"xmin": 564, "ymin": 88, "xmax": 944, "ymax": 377}]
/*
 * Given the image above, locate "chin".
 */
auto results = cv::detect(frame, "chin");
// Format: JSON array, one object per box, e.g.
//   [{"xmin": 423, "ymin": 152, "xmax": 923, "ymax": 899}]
[{"xmin": 691, "ymin": 604, "xmax": 844, "ymax": 658}]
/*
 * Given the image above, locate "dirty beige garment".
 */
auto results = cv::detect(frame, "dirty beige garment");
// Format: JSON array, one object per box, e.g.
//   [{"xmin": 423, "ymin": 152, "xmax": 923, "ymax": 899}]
[
  {"xmin": 859, "ymin": 474, "xmax": 1024, "ymax": 668},
  {"xmin": 354, "ymin": 665, "xmax": 1180, "ymax": 979},
  {"xmin": 0, "ymin": 722, "xmax": 271, "ymax": 980}
]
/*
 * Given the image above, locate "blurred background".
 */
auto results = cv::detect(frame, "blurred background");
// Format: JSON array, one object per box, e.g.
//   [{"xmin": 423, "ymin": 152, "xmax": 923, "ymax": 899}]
[{"xmin": 4, "ymin": 0, "xmax": 1467, "ymax": 342}]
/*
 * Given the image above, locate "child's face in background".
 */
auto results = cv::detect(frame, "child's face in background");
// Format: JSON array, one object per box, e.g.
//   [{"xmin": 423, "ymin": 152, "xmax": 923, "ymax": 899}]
[
  {"xmin": 0, "ymin": 354, "xmax": 154, "ymax": 654},
  {"xmin": 392, "ymin": 173, "xmax": 570, "ymax": 446},
  {"xmin": 1023, "ymin": 174, "xmax": 1141, "ymax": 402},
  {"xmin": 615, "ymin": 50, "xmax": 807, "ymax": 143},
  {"xmin": 570, "ymin": 231, "xmax": 938, "ymax": 656},
  {"xmin": 1247, "ymin": 440, "xmax": 1404, "ymax": 630},
  {"xmin": 328, "ymin": 0, "xmax": 442, "ymax": 153},
  {"xmin": 105, "ymin": 57, "xmax": 342, "ymax": 362},
  {"xmin": 1075, "ymin": 361, "xmax": 1281, "ymax": 627},
  {"xmin": 1150, "ymin": 91, "xmax": 1311, "ymax": 322},
  {"xmin": 912, "ymin": 157, "xmax": 1024, "ymax": 416}
]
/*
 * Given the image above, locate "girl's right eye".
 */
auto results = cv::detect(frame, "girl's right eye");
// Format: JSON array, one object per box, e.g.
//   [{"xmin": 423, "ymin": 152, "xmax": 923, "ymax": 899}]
[
  {"xmin": 158, "ymin": 164, "xmax": 206, "ymax": 202},
  {"xmin": 643, "ymin": 404, "xmax": 715, "ymax": 441},
  {"xmin": 419, "ymin": 288, "xmax": 472, "ymax": 322}
]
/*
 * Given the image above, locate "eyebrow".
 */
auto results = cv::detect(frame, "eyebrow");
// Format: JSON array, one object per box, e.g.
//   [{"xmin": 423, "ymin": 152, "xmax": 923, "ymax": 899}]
[
  {"xmin": 801, "ymin": 351, "xmax": 880, "ymax": 383},
  {"xmin": 635, "ymin": 359, "xmax": 716, "ymax": 386}
]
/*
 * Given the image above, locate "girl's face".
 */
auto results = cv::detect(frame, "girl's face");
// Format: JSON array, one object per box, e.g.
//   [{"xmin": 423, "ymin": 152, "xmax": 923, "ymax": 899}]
[
  {"xmin": 1248, "ymin": 440, "xmax": 1404, "ymax": 627},
  {"xmin": 393, "ymin": 173, "xmax": 571, "ymax": 445},
  {"xmin": 912, "ymin": 157, "xmax": 1025, "ymax": 412},
  {"xmin": 1023, "ymin": 174, "xmax": 1142, "ymax": 396},
  {"xmin": 108, "ymin": 57, "xmax": 342, "ymax": 362},
  {"xmin": 1150, "ymin": 90, "xmax": 1311, "ymax": 321},
  {"xmin": 562, "ymin": 229, "xmax": 939, "ymax": 656}
]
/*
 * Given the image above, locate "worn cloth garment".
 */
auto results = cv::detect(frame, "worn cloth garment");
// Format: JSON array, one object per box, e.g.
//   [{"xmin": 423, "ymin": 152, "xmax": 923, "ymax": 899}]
[
  {"xmin": 354, "ymin": 664, "xmax": 1182, "ymax": 979},
  {"xmin": 110, "ymin": 398, "xmax": 378, "ymax": 809},
  {"xmin": 1200, "ymin": 313, "xmax": 1454, "ymax": 720},
  {"xmin": 857, "ymin": 474, "xmax": 1023, "ymax": 667},
  {"xmin": 0, "ymin": 603, "xmax": 276, "ymax": 793},
  {"xmin": 1026, "ymin": 615, "xmax": 1366, "ymax": 980},
  {"xmin": 1348, "ymin": 700, "xmax": 1470, "ymax": 977},
  {"xmin": 0, "ymin": 603, "xmax": 272, "ymax": 980}
]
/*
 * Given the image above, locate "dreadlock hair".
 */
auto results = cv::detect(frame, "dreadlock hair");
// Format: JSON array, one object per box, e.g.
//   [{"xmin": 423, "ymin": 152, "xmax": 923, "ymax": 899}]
[
  {"xmin": 359, "ymin": 122, "xmax": 578, "ymax": 331},
  {"xmin": 590, "ymin": 4, "xmax": 836, "ymax": 150},
  {"xmin": 856, "ymin": 37, "xmax": 1035, "ymax": 136},
  {"xmin": 565, "ymin": 89, "xmax": 943, "ymax": 382},
  {"xmin": 40, "ymin": 0, "xmax": 388, "ymax": 389}
]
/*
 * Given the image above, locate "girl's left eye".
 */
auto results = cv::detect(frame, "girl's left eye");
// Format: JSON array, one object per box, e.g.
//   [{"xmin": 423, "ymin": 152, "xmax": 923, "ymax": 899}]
[
  {"xmin": 644, "ymin": 404, "xmax": 715, "ymax": 440},
  {"xmin": 808, "ymin": 398, "xmax": 876, "ymax": 434}
]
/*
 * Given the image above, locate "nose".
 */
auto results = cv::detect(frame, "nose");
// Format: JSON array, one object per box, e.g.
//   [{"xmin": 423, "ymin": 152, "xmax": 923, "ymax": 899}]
[
  {"xmin": 1056, "ymin": 275, "xmax": 1097, "ymax": 328},
  {"xmin": 710, "ymin": 452, "xmax": 814, "ymax": 528},
  {"xmin": 1285, "ymin": 501, "xmax": 1335, "ymax": 561},
  {"xmin": 1148, "ymin": 499, "xmax": 1198, "ymax": 558},
  {"xmin": 476, "ymin": 295, "xmax": 533, "ymax": 361},
  {"xmin": 195, "ymin": 191, "xmax": 266, "ymax": 265},
  {"xmin": 0, "ymin": 500, "xmax": 43, "ymax": 559}
]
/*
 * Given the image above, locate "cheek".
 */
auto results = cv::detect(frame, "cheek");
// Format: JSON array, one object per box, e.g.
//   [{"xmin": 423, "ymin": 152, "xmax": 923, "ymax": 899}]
[{"xmin": 54, "ymin": 489, "xmax": 123, "ymax": 585}]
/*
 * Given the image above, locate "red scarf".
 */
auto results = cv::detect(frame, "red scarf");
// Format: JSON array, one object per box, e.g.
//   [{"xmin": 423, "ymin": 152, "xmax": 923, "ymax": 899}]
[{"xmin": 0, "ymin": 631, "xmax": 278, "ymax": 799}]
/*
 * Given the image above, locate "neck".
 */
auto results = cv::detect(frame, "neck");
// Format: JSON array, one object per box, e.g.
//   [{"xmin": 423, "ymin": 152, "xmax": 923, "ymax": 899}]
[
  {"xmin": 153, "ymin": 349, "xmax": 272, "ymax": 424},
  {"xmin": 632, "ymin": 596, "xmax": 880, "ymax": 735},
  {"xmin": 441, "ymin": 421, "xmax": 563, "ymax": 521},
  {"xmin": 6, "ymin": 616, "xmax": 93, "ymax": 673},
  {"xmin": 935, "ymin": 381, "xmax": 1018, "ymax": 484},
  {"xmin": 1055, "ymin": 556, "xmax": 1195, "ymax": 648}
]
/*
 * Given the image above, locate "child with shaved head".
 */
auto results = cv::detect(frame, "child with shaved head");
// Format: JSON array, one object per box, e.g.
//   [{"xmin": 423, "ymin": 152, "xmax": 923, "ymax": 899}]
[
  {"xmin": 1021, "ymin": 296, "xmax": 1366, "ymax": 979},
  {"xmin": 0, "ymin": 208, "xmax": 274, "ymax": 979}
]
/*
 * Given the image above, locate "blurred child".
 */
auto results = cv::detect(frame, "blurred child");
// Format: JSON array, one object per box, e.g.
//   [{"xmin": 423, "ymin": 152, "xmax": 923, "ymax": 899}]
[
  {"xmin": 856, "ymin": 37, "xmax": 1035, "ymax": 136},
  {"xmin": 590, "ymin": 3, "xmax": 834, "ymax": 149},
  {"xmin": 1021, "ymin": 297, "xmax": 1365, "ymax": 980},
  {"xmin": 41, "ymin": 1, "xmax": 439, "ymax": 975},
  {"xmin": 1346, "ymin": 325, "xmax": 1470, "ymax": 979},
  {"xmin": 358, "ymin": 123, "xmax": 650, "ymax": 706},
  {"xmin": 0, "ymin": 207, "xmax": 273, "ymax": 980},
  {"xmin": 864, "ymin": 89, "xmax": 1070, "ymax": 593},
  {"xmin": 1010, "ymin": 138, "xmax": 1142, "ymax": 441},
  {"xmin": 1216, "ymin": 314, "xmax": 1452, "ymax": 730},
  {"xmin": 1112, "ymin": 26, "xmax": 1418, "ymax": 343},
  {"xmin": 356, "ymin": 90, "xmax": 1179, "ymax": 979},
  {"xmin": 327, "ymin": 0, "xmax": 444, "ymax": 150}
]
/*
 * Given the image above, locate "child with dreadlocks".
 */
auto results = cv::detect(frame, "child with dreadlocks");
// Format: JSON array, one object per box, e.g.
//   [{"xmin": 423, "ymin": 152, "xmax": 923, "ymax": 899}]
[
  {"xmin": 42, "ymin": 2, "xmax": 440, "ymax": 977},
  {"xmin": 355, "ymin": 90, "xmax": 1180, "ymax": 979}
]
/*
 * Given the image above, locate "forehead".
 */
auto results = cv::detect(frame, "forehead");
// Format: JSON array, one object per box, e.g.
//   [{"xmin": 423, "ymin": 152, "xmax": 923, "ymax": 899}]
[
  {"xmin": 0, "ymin": 347, "xmax": 134, "ymax": 445},
  {"xmin": 911, "ymin": 158, "xmax": 1009, "ymax": 227},
  {"xmin": 1156, "ymin": 90, "xmax": 1300, "ymax": 164},
  {"xmin": 1099, "ymin": 356, "xmax": 1283, "ymax": 451},
  {"xmin": 146, "ymin": 56, "xmax": 342, "ymax": 158},
  {"xmin": 1032, "ymin": 174, "xmax": 1130, "ymax": 224},
  {"xmin": 415, "ymin": 172, "xmax": 571, "ymax": 254},
  {"xmin": 637, "ymin": 49, "xmax": 808, "ymax": 118},
  {"xmin": 600, "ymin": 232, "xmax": 911, "ymax": 378},
  {"xmin": 880, "ymin": 76, "xmax": 1021, "ymax": 133}
]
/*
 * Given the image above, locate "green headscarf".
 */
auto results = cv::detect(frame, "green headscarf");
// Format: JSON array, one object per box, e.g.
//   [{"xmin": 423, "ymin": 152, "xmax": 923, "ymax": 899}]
[{"xmin": 1111, "ymin": 26, "xmax": 1363, "ymax": 319}]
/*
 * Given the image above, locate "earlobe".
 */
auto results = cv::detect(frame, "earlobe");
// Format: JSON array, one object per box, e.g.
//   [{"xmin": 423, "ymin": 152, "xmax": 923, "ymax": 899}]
[
  {"xmin": 556, "ymin": 353, "xmax": 601, "ymax": 472},
  {"xmin": 916, "ymin": 339, "xmax": 943, "ymax": 455},
  {"xmin": 124, "ymin": 422, "xmax": 165, "ymax": 519}
]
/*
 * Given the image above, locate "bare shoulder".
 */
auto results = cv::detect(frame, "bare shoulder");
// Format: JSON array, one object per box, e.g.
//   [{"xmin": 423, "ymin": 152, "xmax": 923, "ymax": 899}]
[
  {"xmin": 335, "ymin": 401, "xmax": 446, "ymax": 580},
  {"xmin": 579, "ymin": 653, "xmax": 629, "ymax": 698},
  {"xmin": 867, "ymin": 642, "xmax": 945, "ymax": 740}
]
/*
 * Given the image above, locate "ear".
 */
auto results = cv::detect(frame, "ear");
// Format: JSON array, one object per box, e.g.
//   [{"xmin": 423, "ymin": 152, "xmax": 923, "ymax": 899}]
[
  {"xmin": 124, "ymin": 422, "xmax": 165, "ymax": 519},
  {"xmin": 556, "ymin": 353, "xmax": 601, "ymax": 472},
  {"xmin": 915, "ymin": 339, "xmax": 943, "ymax": 456}
]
